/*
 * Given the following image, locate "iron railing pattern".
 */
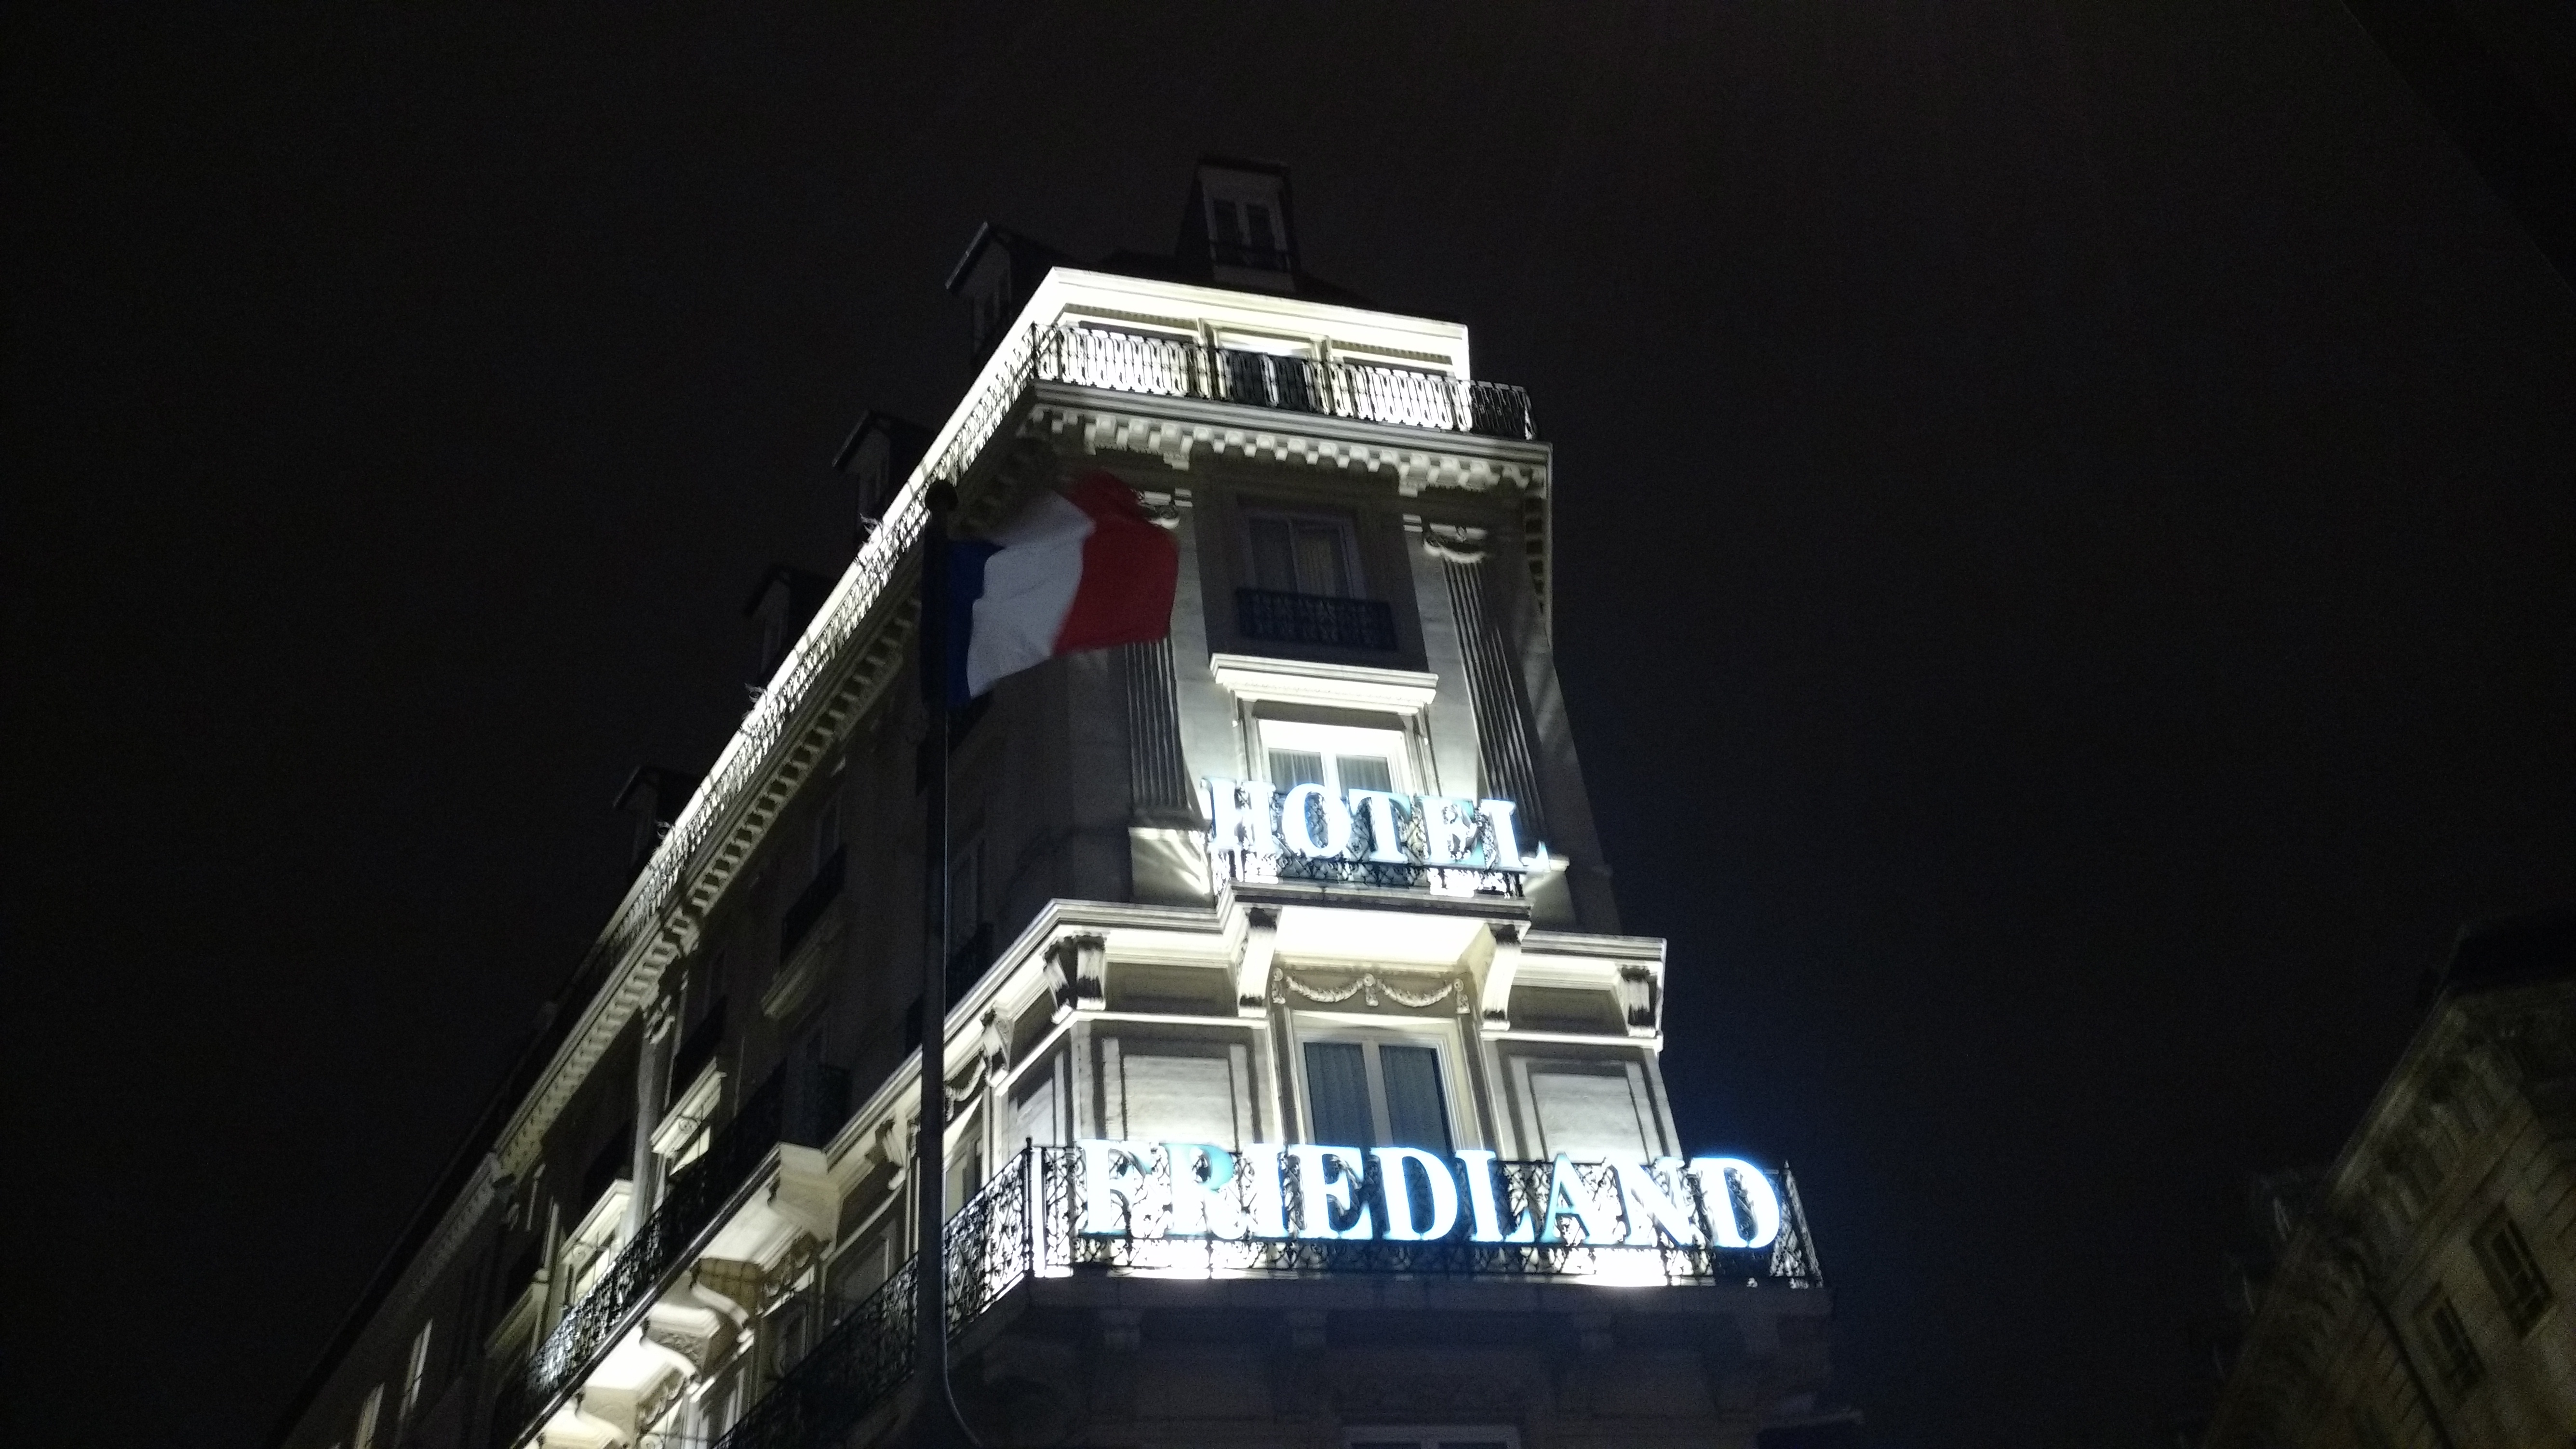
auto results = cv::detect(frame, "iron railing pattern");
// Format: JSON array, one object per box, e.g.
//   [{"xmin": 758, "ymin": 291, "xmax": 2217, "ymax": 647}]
[
  {"xmin": 713, "ymin": 1146, "xmax": 1815, "ymax": 1449},
  {"xmin": 1033, "ymin": 324, "xmax": 1537, "ymax": 441},
  {"xmin": 495, "ymin": 1069, "xmax": 785, "ymax": 1445},
  {"xmin": 1235, "ymin": 587, "xmax": 1398, "ymax": 651}
]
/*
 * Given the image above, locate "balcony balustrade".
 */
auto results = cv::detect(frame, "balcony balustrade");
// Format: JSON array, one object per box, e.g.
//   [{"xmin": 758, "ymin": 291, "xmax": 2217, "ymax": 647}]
[
  {"xmin": 1234, "ymin": 586, "xmax": 1398, "ymax": 652},
  {"xmin": 709, "ymin": 1145, "xmax": 1820, "ymax": 1449},
  {"xmin": 492, "ymin": 1066, "xmax": 785, "ymax": 1447},
  {"xmin": 1024, "ymin": 324, "xmax": 1537, "ymax": 442}
]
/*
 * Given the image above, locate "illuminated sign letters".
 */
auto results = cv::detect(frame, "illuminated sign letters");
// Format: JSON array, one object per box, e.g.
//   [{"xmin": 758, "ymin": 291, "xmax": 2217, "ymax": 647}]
[
  {"xmin": 1203, "ymin": 779, "xmax": 1527, "ymax": 873},
  {"xmin": 1073, "ymin": 1139, "xmax": 1782, "ymax": 1250}
]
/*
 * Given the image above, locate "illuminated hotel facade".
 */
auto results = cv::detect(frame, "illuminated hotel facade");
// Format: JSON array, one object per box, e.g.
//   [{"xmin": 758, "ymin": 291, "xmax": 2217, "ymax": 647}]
[{"xmin": 272, "ymin": 160, "xmax": 1837, "ymax": 1449}]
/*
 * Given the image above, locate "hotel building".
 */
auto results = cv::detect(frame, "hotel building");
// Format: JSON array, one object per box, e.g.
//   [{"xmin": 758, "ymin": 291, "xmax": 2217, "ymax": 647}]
[{"xmin": 270, "ymin": 159, "xmax": 1838, "ymax": 1449}]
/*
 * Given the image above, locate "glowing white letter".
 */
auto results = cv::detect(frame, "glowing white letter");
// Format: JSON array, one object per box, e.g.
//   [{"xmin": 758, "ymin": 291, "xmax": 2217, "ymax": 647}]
[
  {"xmin": 1287, "ymin": 1144, "xmax": 1373, "ymax": 1240},
  {"xmin": 1239, "ymin": 1143, "xmax": 1290, "ymax": 1239},
  {"xmin": 1166, "ymin": 1142, "xmax": 1243, "ymax": 1239},
  {"xmin": 1612, "ymin": 1157, "xmax": 1701, "ymax": 1247},
  {"xmin": 1347, "ymin": 789, "xmax": 1410, "ymax": 862},
  {"xmin": 1206, "ymin": 778, "xmax": 1278, "ymax": 856},
  {"xmin": 1687, "ymin": 1156, "xmax": 1783, "ymax": 1249},
  {"xmin": 1279, "ymin": 782, "xmax": 1353, "ymax": 858},
  {"xmin": 1457, "ymin": 1149, "xmax": 1534, "ymax": 1243},
  {"xmin": 1372, "ymin": 1146, "xmax": 1460, "ymax": 1241},
  {"xmin": 1422, "ymin": 796, "xmax": 1485, "ymax": 866},
  {"xmin": 1477, "ymin": 799, "xmax": 1525, "ymax": 870},
  {"xmin": 1078, "ymin": 1140, "xmax": 1154, "ymax": 1237},
  {"xmin": 1537, "ymin": 1154, "xmax": 1623, "ymax": 1244}
]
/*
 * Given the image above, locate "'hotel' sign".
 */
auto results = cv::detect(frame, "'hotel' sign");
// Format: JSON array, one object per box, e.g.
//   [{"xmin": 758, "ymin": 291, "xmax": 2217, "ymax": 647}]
[{"xmin": 1203, "ymin": 779, "xmax": 1529, "ymax": 874}]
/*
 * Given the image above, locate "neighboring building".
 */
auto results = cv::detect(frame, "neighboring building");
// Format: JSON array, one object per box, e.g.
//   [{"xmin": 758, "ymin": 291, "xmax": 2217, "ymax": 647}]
[
  {"xmin": 2204, "ymin": 909, "xmax": 2576, "ymax": 1449},
  {"xmin": 268, "ymin": 159, "xmax": 1835, "ymax": 1449}
]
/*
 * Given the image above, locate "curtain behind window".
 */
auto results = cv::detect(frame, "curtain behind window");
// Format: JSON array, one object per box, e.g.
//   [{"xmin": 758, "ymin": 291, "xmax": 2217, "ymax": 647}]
[
  {"xmin": 1379, "ymin": 1045, "xmax": 1453, "ymax": 1154},
  {"xmin": 1303, "ymin": 1041, "xmax": 1374, "ymax": 1147}
]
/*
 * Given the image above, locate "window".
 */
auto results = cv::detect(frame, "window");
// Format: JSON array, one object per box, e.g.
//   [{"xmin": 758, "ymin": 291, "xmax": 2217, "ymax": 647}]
[
  {"xmin": 1522, "ymin": 1062, "xmax": 1660, "ymax": 1159},
  {"xmin": 2474, "ymin": 1208, "xmax": 2555, "ymax": 1334},
  {"xmin": 398, "ymin": 1321, "xmax": 434, "ymax": 1430},
  {"xmin": 352, "ymin": 1385, "xmax": 384, "ymax": 1449},
  {"xmin": 1106, "ymin": 1041, "xmax": 1250, "ymax": 1149},
  {"xmin": 1257, "ymin": 719, "xmax": 1408, "ymax": 796},
  {"xmin": 829, "ymin": 1207, "xmax": 900, "ymax": 1313},
  {"xmin": 814, "ymin": 788, "xmax": 841, "ymax": 869},
  {"xmin": 1248, "ymin": 511, "xmax": 1360, "ymax": 598},
  {"xmin": 1300, "ymin": 1032, "xmax": 1455, "ymax": 1153},
  {"xmin": 2421, "ymin": 1291, "xmax": 2484, "ymax": 1398}
]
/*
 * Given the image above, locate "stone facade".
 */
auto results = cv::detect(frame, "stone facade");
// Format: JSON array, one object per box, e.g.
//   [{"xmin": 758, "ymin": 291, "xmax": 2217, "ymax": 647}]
[
  {"xmin": 269, "ymin": 162, "xmax": 1837, "ymax": 1449},
  {"xmin": 2205, "ymin": 911, "xmax": 2576, "ymax": 1449}
]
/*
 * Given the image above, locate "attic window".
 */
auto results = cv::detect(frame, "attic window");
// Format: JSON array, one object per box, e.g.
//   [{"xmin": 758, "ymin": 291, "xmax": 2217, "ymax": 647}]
[
  {"xmin": 1209, "ymin": 198, "xmax": 1287, "ymax": 269},
  {"xmin": 1193, "ymin": 160, "xmax": 1295, "ymax": 280}
]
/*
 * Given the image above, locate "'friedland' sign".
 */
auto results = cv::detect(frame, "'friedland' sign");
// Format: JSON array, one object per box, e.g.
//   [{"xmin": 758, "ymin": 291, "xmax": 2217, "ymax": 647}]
[
  {"xmin": 1202, "ymin": 779, "xmax": 1528, "ymax": 876},
  {"xmin": 1075, "ymin": 1140, "xmax": 1782, "ymax": 1249}
]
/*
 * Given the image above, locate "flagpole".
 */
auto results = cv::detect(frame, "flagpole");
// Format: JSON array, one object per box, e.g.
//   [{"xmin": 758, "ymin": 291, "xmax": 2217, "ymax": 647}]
[{"xmin": 915, "ymin": 481, "xmax": 978, "ymax": 1448}]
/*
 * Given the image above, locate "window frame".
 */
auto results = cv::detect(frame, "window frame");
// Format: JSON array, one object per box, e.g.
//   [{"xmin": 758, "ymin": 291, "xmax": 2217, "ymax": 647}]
[
  {"xmin": 1256, "ymin": 717, "xmax": 1415, "ymax": 797},
  {"xmin": 398, "ymin": 1320, "xmax": 435, "ymax": 1431},
  {"xmin": 2473, "ymin": 1207, "xmax": 2556, "ymax": 1335},
  {"xmin": 1289, "ymin": 1012, "xmax": 1478, "ymax": 1152},
  {"xmin": 1243, "ymin": 506, "xmax": 1365, "ymax": 600},
  {"xmin": 2419, "ymin": 1288, "xmax": 2486, "ymax": 1399},
  {"xmin": 352, "ymin": 1384, "xmax": 385, "ymax": 1449}
]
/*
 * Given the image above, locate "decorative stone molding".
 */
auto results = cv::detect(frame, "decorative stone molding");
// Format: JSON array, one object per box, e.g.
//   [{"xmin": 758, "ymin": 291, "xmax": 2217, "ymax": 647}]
[
  {"xmin": 1420, "ymin": 521, "xmax": 1489, "ymax": 563},
  {"xmin": 1615, "ymin": 964, "xmax": 1663, "ymax": 1036},
  {"xmin": 979, "ymin": 1007, "xmax": 1011, "ymax": 1077},
  {"xmin": 1235, "ymin": 906, "xmax": 1279, "ymax": 1012},
  {"xmin": 1207, "ymin": 652, "xmax": 1440, "ymax": 715},
  {"xmin": 1044, "ymin": 933, "xmax": 1107, "ymax": 1021},
  {"xmin": 1283, "ymin": 970, "xmax": 1458, "ymax": 1009},
  {"xmin": 1479, "ymin": 922, "xmax": 1522, "ymax": 1029}
]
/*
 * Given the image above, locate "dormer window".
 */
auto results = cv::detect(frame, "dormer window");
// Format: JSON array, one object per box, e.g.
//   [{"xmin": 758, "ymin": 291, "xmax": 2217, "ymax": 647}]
[
  {"xmin": 1185, "ymin": 157, "xmax": 1297, "ymax": 292},
  {"xmin": 1209, "ymin": 197, "xmax": 1284, "ymax": 268}
]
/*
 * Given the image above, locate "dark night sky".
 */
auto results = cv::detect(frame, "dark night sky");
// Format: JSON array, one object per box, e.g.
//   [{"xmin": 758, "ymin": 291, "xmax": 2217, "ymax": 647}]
[{"xmin": 8, "ymin": 5, "xmax": 2571, "ymax": 1447}]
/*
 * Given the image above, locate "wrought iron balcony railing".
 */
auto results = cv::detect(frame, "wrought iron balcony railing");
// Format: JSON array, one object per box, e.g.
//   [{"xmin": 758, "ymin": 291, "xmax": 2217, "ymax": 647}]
[
  {"xmin": 1028, "ymin": 323, "xmax": 1537, "ymax": 442},
  {"xmin": 493, "ymin": 1067, "xmax": 786, "ymax": 1447},
  {"xmin": 711, "ymin": 1145, "xmax": 1819, "ymax": 1449},
  {"xmin": 1235, "ymin": 586, "xmax": 1398, "ymax": 652}
]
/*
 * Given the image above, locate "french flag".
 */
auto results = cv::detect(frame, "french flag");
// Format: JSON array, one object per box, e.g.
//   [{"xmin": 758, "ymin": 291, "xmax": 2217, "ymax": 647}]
[{"xmin": 941, "ymin": 470, "xmax": 1180, "ymax": 703}]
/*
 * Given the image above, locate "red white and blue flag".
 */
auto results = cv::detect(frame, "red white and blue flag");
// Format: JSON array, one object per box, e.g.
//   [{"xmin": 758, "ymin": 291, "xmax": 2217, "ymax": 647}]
[{"xmin": 940, "ymin": 470, "xmax": 1179, "ymax": 703}]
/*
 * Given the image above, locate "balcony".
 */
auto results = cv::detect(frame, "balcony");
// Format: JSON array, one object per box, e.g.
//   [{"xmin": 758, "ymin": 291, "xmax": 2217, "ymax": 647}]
[
  {"xmin": 711, "ymin": 1145, "xmax": 1822, "ymax": 1449},
  {"xmin": 1235, "ymin": 587, "xmax": 1397, "ymax": 652},
  {"xmin": 1024, "ymin": 324, "xmax": 1537, "ymax": 442},
  {"xmin": 493, "ymin": 1067, "xmax": 786, "ymax": 1447}
]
